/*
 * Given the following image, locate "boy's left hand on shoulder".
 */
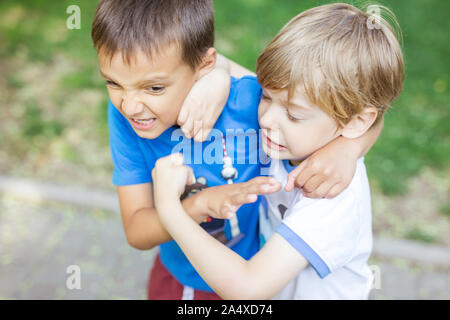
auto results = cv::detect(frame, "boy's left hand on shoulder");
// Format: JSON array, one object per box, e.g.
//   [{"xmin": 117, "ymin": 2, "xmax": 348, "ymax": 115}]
[
  {"xmin": 285, "ymin": 138, "xmax": 358, "ymax": 199},
  {"xmin": 177, "ymin": 68, "xmax": 231, "ymax": 142}
]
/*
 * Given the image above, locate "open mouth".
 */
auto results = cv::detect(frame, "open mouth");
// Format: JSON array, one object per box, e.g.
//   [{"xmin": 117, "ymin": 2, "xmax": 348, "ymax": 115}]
[
  {"xmin": 130, "ymin": 117, "xmax": 157, "ymax": 131},
  {"xmin": 261, "ymin": 131, "xmax": 288, "ymax": 151}
]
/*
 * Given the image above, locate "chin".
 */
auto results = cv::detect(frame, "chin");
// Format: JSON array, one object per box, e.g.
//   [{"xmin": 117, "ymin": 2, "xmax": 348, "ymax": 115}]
[{"xmin": 133, "ymin": 126, "xmax": 166, "ymax": 140}]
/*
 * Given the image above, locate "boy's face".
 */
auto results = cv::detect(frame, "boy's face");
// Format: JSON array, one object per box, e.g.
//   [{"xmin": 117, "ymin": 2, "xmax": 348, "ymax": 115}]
[
  {"xmin": 258, "ymin": 86, "xmax": 341, "ymax": 164},
  {"xmin": 98, "ymin": 45, "xmax": 198, "ymax": 139}
]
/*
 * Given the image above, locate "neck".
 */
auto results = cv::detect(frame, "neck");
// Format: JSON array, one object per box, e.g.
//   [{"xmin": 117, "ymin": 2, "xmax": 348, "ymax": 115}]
[{"xmin": 289, "ymin": 159, "xmax": 304, "ymax": 167}]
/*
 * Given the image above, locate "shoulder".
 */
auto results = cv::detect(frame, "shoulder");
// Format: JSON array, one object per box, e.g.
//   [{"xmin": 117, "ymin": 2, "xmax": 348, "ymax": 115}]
[
  {"xmin": 228, "ymin": 75, "xmax": 262, "ymax": 108},
  {"xmin": 279, "ymin": 161, "xmax": 372, "ymax": 271},
  {"xmin": 346, "ymin": 157, "xmax": 369, "ymax": 194},
  {"xmin": 293, "ymin": 157, "xmax": 369, "ymax": 216}
]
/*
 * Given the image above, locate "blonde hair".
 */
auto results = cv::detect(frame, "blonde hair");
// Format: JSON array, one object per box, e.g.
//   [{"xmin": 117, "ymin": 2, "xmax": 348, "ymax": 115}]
[{"xmin": 256, "ymin": 3, "xmax": 405, "ymax": 128}]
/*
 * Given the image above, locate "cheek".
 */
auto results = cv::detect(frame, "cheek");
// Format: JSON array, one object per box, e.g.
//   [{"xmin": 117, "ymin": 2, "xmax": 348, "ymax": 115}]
[
  {"xmin": 150, "ymin": 88, "xmax": 191, "ymax": 124},
  {"xmin": 107, "ymin": 88, "xmax": 122, "ymax": 107},
  {"xmin": 283, "ymin": 121, "xmax": 317, "ymax": 156},
  {"xmin": 258, "ymin": 102, "xmax": 267, "ymax": 123}
]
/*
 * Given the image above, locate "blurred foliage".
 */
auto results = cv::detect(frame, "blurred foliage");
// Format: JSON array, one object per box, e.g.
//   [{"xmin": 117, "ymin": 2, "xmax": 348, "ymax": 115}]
[{"xmin": 0, "ymin": 0, "xmax": 448, "ymax": 233}]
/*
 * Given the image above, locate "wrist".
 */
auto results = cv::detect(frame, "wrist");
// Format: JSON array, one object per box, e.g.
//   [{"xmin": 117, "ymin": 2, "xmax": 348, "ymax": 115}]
[
  {"xmin": 155, "ymin": 193, "xmax": 181, "ymax": 213},
  {"xmin": 177, "ymin": 190, "xmax": 210, "ymax": 224},
  {"xmin": 157, "ymin": 200, "xmax": 185, "ymax": 228},
  {"xmin": 336, "ymin": 135, "xmax": 362, "ymax": 159},
  {"xmin": 189, "ymin": 191, "xmax": 210, "ymax": 223}
]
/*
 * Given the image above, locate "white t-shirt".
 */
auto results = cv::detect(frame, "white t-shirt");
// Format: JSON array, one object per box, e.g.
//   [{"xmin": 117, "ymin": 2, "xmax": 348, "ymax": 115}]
[{"xmin": 259, "ymin": 157, "xmax": 374, "ymax": 300}]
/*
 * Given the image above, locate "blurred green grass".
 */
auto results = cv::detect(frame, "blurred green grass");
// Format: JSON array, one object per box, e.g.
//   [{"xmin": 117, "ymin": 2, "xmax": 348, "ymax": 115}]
[{"xmin": 0, "ymin": 0, "xmax": 448, "ymax": 198}]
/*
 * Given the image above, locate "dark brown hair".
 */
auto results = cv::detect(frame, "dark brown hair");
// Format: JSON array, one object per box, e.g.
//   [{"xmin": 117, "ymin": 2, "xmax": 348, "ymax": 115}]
[{"xmin": 91, "ymin": 0, "xmax": 214, "ymax": 69}]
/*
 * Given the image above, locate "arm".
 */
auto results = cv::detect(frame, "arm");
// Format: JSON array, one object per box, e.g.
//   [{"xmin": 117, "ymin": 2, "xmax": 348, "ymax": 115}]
[
  {"xmin": 152, "ymin": 154, "xmax": 308, "ymax": 300},
  {"xmin": 227, "ymin": 55, "xmax": 256, "ymax": 78},
  {"xmin": 160, "ymin": 201, "xmax": 307, "ymax": 299},
  {"xmin": 119, "ymin": 173, "xmax": 281, "ymax": 250},
  {"xmin": 117, "ymin": 182, "xmax": 210, "ymax": 250},
  {"xmin": 177, "ymin": 53, "xmax": 255, "ymax": 141},
  {"xmin": 286, "ymin": 118, "xmax": 384, "ymax": 198}
]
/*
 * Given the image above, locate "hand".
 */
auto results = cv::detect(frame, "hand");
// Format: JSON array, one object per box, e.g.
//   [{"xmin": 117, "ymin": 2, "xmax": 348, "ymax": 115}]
[
  {"xmin": 177, "ymin": 68, "xmax": 231, "ymax": 142},
  {"xmin": 201, "ymin": 176, "xmax": 281, "ymax": 219},
  {"xmin": 152, "ymin": 153, "xmax": 195, "ymax": 210},
  {"xmin": 285, "ymin": 138, "xmax": 358, "ymax": 199}
]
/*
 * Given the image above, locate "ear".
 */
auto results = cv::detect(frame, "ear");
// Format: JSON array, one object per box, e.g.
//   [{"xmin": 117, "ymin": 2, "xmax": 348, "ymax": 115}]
[
  {"xmin": 195, "ymin": 47, "xmax": 217, "ymax": 80},
  {"xmin": 340, "ymin": 108, "xmax": 378, "ymax": 139}
]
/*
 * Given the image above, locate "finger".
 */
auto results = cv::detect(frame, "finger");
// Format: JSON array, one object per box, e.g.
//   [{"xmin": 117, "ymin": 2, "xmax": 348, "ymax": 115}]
[
  {"xmin": 245, "ymin": 181, "xmax": 281, "ymax": 195},
  {"xmin": 303, "ymin": 181, "xmax": 334, "ymax": 199},
  {"xmin": 177, "ymin": 93, "xmax": 195, "ymax": 126},
  {"xmin": 220, "ymin": 203, "xmax": 239, "ymax": 219},
  {"xmin": 192, "ymin": 119, "xmax": 203, "ymax": 142},
  {"xmin": 194, "ymin": 121, "xmax": 214, "ymax": 142},
  {"xmin": 181, "ymin": 120, "xmax": 195, "ymax": 139},
  {"xmin": 244, "ymin": 176, "xmax": 279, "ymax": 191},
  {"xmin": 229, "ymin": 192, "xmax": 258, "ymax": 207},
  {"xmin": 285, "ymin": 159, "xmax": 309, "ymax": 192},
  {"xmin": 177, "ymin": 98, "xmax": 191, "ymax": 126},
  {"xmin": 177, "ymin": 109, "xmax": 187, "ymax": 126},
  {"xmin": 302, "ymin": 174, "xmax": 325, "ymax": 194},
  {"xmin": 325, "ymin": 183, "xmax": 344, "ymax": 199},
  {"xmin": 169, "ymin": 153, "xmax": 184, "ymax": 167},
  {"xmin": 246, "ymin": 176, "xmax": 279, "ymax": 186},
  {"xmin": 186, "ymin": 166, "xmax": 195, "ymax": 185}
]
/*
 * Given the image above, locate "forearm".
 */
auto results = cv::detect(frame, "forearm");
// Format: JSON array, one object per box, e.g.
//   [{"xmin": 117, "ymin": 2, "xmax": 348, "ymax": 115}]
[
  {"xmin": 217, "ymin": 53, "xmax": 255, "ymax": 78},
  {"xmin": 361, "ymin": 117, "xmax": 384, "ymax": 156},
  {"xmin": 335, "ymin": 117, "xmax": 384, "ymax": 157},
  {"xmin": 125, "ymin": 194, "xmax": 208, "ymax": 250},
  {"xmin": 160, "ymin": 201, "xmax": 256, "ymax": 299},
  {"xmin": 215, "ymin": 53, "xmax": 230, "ymax": 72}
]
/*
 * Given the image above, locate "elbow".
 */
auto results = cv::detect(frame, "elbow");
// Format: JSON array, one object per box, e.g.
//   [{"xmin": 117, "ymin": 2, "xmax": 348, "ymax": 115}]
[
  {"xmin": 218, "ymin": 276, "xmax": 270, "ymax": 300},
  {"xmin": 125, "ymin": 232, "xmax": 157, "ymax": 251},
  {"xmin": 221, "ymin": 288, "xmax": 268, "ymax": 301}
]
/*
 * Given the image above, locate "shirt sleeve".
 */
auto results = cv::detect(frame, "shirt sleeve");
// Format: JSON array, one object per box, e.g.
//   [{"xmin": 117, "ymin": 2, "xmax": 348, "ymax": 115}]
[
  {"xmin": 108, "ymin": 101, "xmax": 152, "ymax": 186},
  {"xmin": 275, "ymin": 190, "xmax": 361, "ymax": 278}
]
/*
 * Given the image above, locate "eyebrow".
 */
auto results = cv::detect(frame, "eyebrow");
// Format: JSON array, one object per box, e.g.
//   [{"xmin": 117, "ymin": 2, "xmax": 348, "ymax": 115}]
[
  {"xmin": 285, "ymin": 100, "xmax": 311, "ymax": 112},
  {"xmin": 99, "ymin": 71, "xmax": 170, "ymax": 85}
]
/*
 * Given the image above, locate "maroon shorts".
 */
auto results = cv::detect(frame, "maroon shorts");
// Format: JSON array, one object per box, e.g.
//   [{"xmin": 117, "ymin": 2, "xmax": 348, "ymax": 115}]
[{"xmin": 147, "ymin": 254, "xmax": 222, "ymax": 300}]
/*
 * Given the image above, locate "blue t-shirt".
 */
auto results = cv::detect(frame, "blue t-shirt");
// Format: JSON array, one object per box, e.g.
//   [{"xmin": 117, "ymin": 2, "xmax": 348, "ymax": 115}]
[{"xmin": 108, "ymin": 76, "xmax": 269, "ymax": 291}]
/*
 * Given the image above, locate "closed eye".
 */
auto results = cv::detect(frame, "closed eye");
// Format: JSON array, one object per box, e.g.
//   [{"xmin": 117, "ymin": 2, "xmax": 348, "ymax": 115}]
[
  {"xmin": 262, "ymin": 93, "xmax": 272, "ymax": 101},
  {"xmin": 286, "ymin": 109, "xmax": 302, "ymax": 122}
]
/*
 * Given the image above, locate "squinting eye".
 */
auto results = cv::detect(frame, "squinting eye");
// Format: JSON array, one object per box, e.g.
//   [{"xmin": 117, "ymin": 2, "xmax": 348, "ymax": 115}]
[
  {"xmin": 106, "ymin": 80, "xmax": 119, "ymax": 87},
  {"xmin": 147, "ymin": 86, "xmax": 165, "ymax": 93}
]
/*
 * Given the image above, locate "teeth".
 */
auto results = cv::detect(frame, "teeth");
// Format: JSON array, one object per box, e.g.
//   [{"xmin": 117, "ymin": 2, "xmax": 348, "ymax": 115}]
[{"xmin": 133, "ymin": 118, "xmax": 154, "ymax": 124}]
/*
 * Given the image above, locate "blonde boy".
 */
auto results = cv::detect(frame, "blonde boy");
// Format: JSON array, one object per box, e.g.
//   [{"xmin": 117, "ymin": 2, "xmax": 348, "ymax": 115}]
[{"xmin": 152, "ymin": 3, "xmax": 404, "ymax": 299}]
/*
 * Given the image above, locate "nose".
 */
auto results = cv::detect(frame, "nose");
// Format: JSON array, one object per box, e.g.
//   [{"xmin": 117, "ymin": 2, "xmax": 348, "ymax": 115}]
[
  {"xmin": 259, "ymin": 103, "xmax": 278, "ymax": 130},
  {"xmin": 121, "ymin": 91, "xmax": 144, "ymax": 117}
]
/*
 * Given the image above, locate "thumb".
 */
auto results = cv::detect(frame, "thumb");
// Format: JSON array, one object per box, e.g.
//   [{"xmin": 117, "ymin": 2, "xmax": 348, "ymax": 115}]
[
  {"xmin": 170, "ymin": 153, "xmax": 185, "ymax": 167},
  {"xmin": 285, "ymin": 158, "xmax": 308, "ymax": 192},
  {"xmin": 186, "ymin": 166, "xmax": 196, "ymax": 185},
  {"xmin": 177, "ymin": 95, "xmax": 192, "ymax": 126}
]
